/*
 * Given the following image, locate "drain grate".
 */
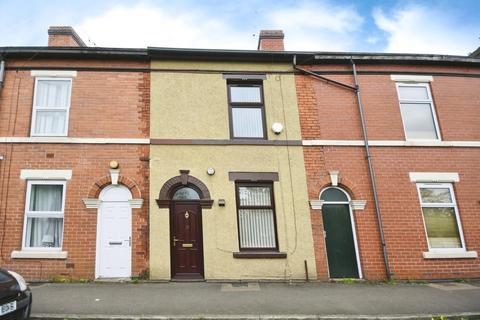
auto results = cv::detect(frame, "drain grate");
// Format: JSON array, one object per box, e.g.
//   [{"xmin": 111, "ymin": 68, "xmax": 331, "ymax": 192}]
[
  {"xmin": 221, "ymin": 282, "xmax": 260, "ymax": 292},
  {"xmin": 231, "ymin": 282, "xmax": 248, "ymax": 288}
]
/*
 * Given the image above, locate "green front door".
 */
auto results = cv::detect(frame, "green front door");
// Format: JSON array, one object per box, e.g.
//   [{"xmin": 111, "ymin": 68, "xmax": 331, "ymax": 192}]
[{"xmin": 322, "ymin": 204, "xmax": 359, "ymax": 278}]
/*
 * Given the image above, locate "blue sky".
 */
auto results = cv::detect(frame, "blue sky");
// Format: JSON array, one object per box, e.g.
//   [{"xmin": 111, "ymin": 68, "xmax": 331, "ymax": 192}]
[{"xmin": 1, "ymin": 0, "xmax": 479, "ymax": 55}]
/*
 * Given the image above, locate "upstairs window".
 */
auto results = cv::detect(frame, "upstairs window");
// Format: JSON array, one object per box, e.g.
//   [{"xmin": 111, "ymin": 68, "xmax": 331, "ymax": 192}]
[
  {"xmin": 31, "ymin": 78, "xmax": 72, "ymax": 136},
  {"xmin": 396, "ymin": 83, "xmax": 440, "ymax": 140},
  {"xmin": 227, "ymin": 82, "xmax": 266, "ymax": 139}
]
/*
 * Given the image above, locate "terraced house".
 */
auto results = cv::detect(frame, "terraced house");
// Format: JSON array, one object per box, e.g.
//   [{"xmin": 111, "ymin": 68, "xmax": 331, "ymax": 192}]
[
  {"xmin": 0, "ymin": 27, "xmax": 150, "ymax": 280},
  {"xmin": 148, "ymin": 31, "xmax": 317, "ymax": 281},
  {"xmin": 295, "ymin": 49, "xmax": 480, "ymax": 280}
]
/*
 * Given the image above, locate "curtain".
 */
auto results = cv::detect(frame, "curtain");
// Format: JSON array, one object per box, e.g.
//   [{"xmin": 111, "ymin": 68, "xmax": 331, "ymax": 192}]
[
  {"xmin": 239, "ymin": 209, "xmax": 275, "ymax": 248},
  {"xmin": 232, "ymin": 108, "xmax": 263, "ymax": 138},
  {"xmin": 238, "ymin": 186, "xmax": 275, "ymax": 248},
  {"xmin": 25, "ymin": 218, "xmax": 63, "ymax": 247},
  {"xmin": 35, "ymin": 80, "xmax": 70, "ymax": 108},
  {"xmin": 34, "ymin": 110, "xmax": 67, "ymax": 135},
  {"xmin": 34, "ymin": 80, "xmax": 69, "ymax": 135},
  {"xmin": 239, "ymin": 186, "xmax": 271, "ymax": 206},
  {"xmin": 29, "ymin": 185, "xmax": 63, "ymax": 211},
  {"xmin": 26, "ymin": 184, "xmax": 64, "ymax": 248}
]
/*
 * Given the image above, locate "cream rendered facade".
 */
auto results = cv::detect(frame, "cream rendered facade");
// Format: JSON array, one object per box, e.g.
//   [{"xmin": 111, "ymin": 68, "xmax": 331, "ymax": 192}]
[{"xmin": 149, "ymin": 60, "xmax": 317, "ymax": 280}]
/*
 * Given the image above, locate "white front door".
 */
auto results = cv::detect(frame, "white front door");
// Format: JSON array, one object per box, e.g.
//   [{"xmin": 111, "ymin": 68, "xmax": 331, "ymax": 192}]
[{"xmin": 96, "ymin": 186, "xmax": 132, "ymax": 278}]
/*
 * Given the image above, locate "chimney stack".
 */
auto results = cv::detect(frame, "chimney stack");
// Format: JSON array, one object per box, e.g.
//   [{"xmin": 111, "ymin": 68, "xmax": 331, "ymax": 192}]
[
  {"xmin": 48, "ymin": 26, "xmax": 86, "ymax": 47},
  {"xmin": 257, "ymin": 30, "xmax": 285, "ymax": 51}
]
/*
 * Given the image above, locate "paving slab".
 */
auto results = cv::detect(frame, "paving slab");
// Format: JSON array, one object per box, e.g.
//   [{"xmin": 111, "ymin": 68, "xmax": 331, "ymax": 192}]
[{"xmin": 29, "ymin": 281, "xmax": 480, "ymax": 319}]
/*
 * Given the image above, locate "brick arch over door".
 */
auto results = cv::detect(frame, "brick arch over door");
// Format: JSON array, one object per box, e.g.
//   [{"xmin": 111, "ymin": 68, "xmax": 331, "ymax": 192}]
[
  {"xmin": 156, "ymin": 170, "xmax": 214, "ymax": 209},
  {"xmin": 87, "ymin": 175, "xmax": 142, "ymax": 199},
  {"xmin": 314, "ymin": 175, "xmax": 366, "ymax": 201}
]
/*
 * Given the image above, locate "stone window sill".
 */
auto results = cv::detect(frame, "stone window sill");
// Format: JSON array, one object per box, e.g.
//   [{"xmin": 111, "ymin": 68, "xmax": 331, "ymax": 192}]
[
  {"xmin": 11, "ymin": 250, "xmax": 68, "ymax": 259},
  {"xmin": 233, "ymin": 251, "xmax": 287, "ymax": 259},
  {"xmin": 423, "ymin": 251, "xmax": 477, "ymax": 259}
]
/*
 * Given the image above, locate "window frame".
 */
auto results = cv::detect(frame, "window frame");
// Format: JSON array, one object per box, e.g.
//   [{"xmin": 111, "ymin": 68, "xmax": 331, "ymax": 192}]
[
  {"xmin": 31, "ymin": 77, "xmax": 73, "ymax": 137},
  {"xmin": 235, "ymin": 181, "xmax": 279, "ymax": 251},
  {"xmin": 227, "ymin": 81, "xmax": 268, "ymax": 140},
  {"xmin": 395, "ymin": 82, "xmax": 441, "ymax": 141},
  {"xmin": 416, "ymin": 183, "xmax": 466, "ymax": 253},
  {"xmin": 22, "ymin": 180, "xmax": 66, "ymax": 251}
]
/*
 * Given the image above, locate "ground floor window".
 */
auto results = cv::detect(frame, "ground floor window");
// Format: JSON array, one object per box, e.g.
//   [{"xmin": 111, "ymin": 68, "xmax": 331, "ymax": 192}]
[
  {"xmin": 416, "ymin": 183, "xmax": 465, "ymax": 251},
  {"xmin": 23, "ymin": 180, "xmax": 65, "ymax": 249},
  {"xmin": 235, "ymin": 182, "xmax": 278, "ymax": 250}
]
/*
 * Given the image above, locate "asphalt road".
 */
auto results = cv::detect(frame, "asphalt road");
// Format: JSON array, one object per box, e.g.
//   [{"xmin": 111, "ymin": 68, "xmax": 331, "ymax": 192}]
[{"xmin": 30, "ymin": 281, "xmax": 480, "ymax": 318}]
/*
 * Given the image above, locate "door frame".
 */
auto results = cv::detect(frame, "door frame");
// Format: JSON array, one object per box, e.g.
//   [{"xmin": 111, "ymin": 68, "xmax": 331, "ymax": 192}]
[
  {"xmin": 169, "ymin": 200, "xmax": 205, "ymax": 279},
  {"xmin": 320, "ymin": 186, "xmax": 363, "ymax": 279},
  {"xmin": 95, "ymin": 184, "xmax": 132, "ymax": 279}
]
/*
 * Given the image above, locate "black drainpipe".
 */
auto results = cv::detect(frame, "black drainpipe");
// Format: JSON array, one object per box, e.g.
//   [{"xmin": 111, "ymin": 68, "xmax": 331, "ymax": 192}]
[
  {"xmin": 350, "ymin": 59, "xmax": 392, "ymax": 280},
  {"xmin": 293, "ymin": 55, "xmax": 392, "ymax": 280},
  {"xmin": 0, "ymin": 57, "xmax": 5, "ymax": 91}
]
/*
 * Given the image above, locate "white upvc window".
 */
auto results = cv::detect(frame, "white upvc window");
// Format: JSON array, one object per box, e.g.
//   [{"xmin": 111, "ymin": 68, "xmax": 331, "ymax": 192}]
[
  {"xmin": 22, "ymin": 180, "xmax": 66, "ymax": 250},
  {"xmin": 396, "ymin": 82, "xmax": 441, "ymax": 141},
  {"xmin": 31, "ymin": 77, "xmax": 72, "ymax": 136},
  {"xmin": 416, "ymin": 183, "xmax": 466, "ymax": 253}
]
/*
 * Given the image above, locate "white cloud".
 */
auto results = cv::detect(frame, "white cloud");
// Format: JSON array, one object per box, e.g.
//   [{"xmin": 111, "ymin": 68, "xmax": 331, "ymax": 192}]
[
  {"xmin": 373, "ymin": 6, "xmax": 477, "ymax": 55},
  {"xmin": 76, "ymin": 3, "xmax": 256, "ymax": 49},
  {"xmin": 366, "ymin": 36, "xmax": 380, "ymax": 45},
  {"xmin": 76, "ymin": 1, "xmax": 364, "ymax": 51},
  {"xmin": 268, "ymin": 2, "xmax": 364, "ymax": 51}
]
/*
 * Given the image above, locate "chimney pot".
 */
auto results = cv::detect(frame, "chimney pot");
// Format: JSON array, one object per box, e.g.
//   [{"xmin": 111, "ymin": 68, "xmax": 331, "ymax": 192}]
[
  {"xmin": 48, "ymin": 26, "xmax": 86, "ymax": 47},
  {"xmin": 257, "ymin": 29, "xmax": 285, "ymax": 51}
]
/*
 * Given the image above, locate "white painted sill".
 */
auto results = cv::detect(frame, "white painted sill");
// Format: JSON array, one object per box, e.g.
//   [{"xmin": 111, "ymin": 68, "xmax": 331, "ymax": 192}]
[
  {"xmin": 11, "ymin": 250, "xmax": 68, "ymax": 259},
  {"xmin": 423, "ymin": 251, "xmax": 477, "ymax": 259}
]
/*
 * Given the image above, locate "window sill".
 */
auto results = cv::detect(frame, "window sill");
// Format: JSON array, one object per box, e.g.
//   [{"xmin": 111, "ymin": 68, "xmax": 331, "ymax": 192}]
[
  {"xmin": 233, "ymin": 251, "xmax": 287, "ymax": 259},
  {"xmin": 423, "ymin": 251, "xmax": 477, "ymax": 259},
  {"xmin": 11, "ymin": 250, "xmax": 68, "ymax": 259}
]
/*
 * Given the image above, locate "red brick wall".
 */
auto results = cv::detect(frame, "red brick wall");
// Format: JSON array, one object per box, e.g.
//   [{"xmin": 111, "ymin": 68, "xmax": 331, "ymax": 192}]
[
  {"xmin": 0, "ymin": 58, "xmax": 150, "ymax": 280},
  {"xmin": 258, "ymin": 38, "xmax": 285, "ymax": 51},
  {"xmin": 297, "ymin": 64, "xmax": 480, "ymax": 280},
  {"xmin": 0, "ymin": 61, "xmax": 149, "ymax": 137},
  {"xmin": 48, "ymin": 34, "xmax": 82, "ymax": 47}
]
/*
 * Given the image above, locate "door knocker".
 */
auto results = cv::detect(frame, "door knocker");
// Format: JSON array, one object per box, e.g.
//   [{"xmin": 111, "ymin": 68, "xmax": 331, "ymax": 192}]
[{"xmin": 184, "ymin": 211, "xmax": 190, "ymax": 219}]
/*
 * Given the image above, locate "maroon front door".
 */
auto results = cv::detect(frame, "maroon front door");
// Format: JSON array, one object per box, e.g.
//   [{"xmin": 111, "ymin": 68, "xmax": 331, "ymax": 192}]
[{"xmin": 170, "ymin": 202, "xmax": 204, "ymax": 279}]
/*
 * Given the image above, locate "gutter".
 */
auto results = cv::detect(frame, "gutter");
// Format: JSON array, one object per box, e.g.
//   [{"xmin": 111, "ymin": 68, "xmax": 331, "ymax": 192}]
[
  {"xmin": 1, "ymin": 46, "xmax": 479, "ymax": 66},
  {"xmin": 293, "ymin": 55, "xmax": 392, "ymax": 280}
]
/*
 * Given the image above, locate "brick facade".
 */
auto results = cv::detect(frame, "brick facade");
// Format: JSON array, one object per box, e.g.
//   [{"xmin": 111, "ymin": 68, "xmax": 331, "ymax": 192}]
[
  {"xmin": 0, "ymin": 58, "xmax": 150, "ymax": 280},
  {"xmin": 297, "ymin": 64, "xmax": 480, "ymax": 280}
]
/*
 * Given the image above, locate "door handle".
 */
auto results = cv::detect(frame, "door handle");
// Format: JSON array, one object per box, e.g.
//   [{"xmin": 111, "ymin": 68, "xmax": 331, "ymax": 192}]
[{"xmin": 173, "ymin": 237, "xmax": 180, "ymax": 247}]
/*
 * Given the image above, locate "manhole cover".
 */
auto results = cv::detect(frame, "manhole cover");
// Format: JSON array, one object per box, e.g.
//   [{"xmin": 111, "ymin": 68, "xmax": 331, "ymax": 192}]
[
  {"xmin": 231, "ymin": 282, "xmax": 249, "ymax": 287},
  {"xmin": 221, "ymin": 282, "xmax": 260, "ymax": 292},
  {"xmin": 428, "ymin": 282, "xmax": 480, "ymax": 291}
]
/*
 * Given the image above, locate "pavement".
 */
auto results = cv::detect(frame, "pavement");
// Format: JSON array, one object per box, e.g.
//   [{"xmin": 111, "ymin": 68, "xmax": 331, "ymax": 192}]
[{"xmin": 29, "ymin": 280, "xmax": 480, "ymax": 320}]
